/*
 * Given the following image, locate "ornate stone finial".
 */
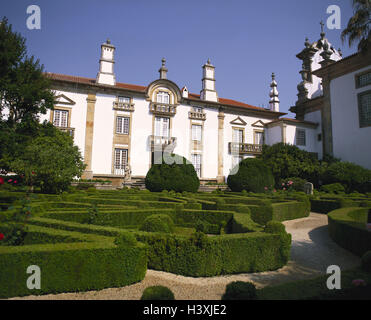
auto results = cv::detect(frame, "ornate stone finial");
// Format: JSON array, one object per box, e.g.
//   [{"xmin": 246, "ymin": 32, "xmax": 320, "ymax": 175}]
[
  {"xmin": 207, "ymin": 58, "xmax": 211, "ymax": 65},
  {"xmin": 269, "ymin": 72, "xmax": 279, "ymax": 112},
  {"xmin": 106, "ymin": 39, "xmax": 111, "ymax": 44},
  {"xmin": 305, "ymin": 37, "xmax": 310, "ymax": 48},
  {"xmin": 338, "ymin": 48, "xmax": 343, "ymax": 57},
  {"xmin": 159, "ymin": 57, "xmax": 168, "ymax": 79},
  {"xmin": 320, "ymin": 20, "xmax": 325, "ymax": 39}
]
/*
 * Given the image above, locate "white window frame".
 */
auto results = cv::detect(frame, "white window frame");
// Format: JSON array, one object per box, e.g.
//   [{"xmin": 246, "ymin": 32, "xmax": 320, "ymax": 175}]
[
  {"xmin": 116, "ymin": 116, "xmax": 130, "ymax": 134},
  {"xmin": 191, "ymin": 153, "xmax": 202, "ymax": 177},
  {"xmin": 156, "ymin": 91, "xmax": 170, "ymax": 104},
  {"xmin": 118, "ymin": 96, "xmax": 131, "ymax": 104},
  {"xmin": 155, "ymin": 116, "xmax": 170, "ymax": 137},
  {"xmin": 192, "ymin": 124, "xmax": 202, "ymax": 142},
  {"xmin": 114, "ymin": 148, "xmax": 128, "ymax": 175},
  {"xmin": 233, "ymin": 128, "xmax": 244, "ymax": 143},
  {"xmin": 53, "ymin": 109, "xmax": 69, "ymax": 128}
]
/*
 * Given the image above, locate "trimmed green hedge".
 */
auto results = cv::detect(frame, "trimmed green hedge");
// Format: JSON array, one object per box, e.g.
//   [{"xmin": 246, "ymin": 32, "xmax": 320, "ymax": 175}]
[
  {"xmin": 328, "ymin": 207, "xmax": 371, "ymax": 256},
  {"xmin": 0, "ymin": 226, "xmax": 147, "ymax": 299}
]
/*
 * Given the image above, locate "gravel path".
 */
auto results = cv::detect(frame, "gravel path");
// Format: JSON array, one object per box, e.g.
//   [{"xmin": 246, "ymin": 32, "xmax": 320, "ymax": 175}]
[{"xmin": 10, "ymin": 213, "xmax": 360, "ymax": 300}]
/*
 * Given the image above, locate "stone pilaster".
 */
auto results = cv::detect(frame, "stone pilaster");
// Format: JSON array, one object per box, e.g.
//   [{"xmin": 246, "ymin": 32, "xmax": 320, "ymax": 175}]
[
  {"xmin": 82, "ymin": 92, "xmax": 96, "ymax": 179},
  {"xmin": 217, "ymin": 108, "xmax": 225, "ymax": 183},
  {"xmin": 321, "ymin": 74, "xmax": 333, "ymax": 156},
  {"xmin": 281, "ymin": 122, "xmax": 287, "ymax": 143}
]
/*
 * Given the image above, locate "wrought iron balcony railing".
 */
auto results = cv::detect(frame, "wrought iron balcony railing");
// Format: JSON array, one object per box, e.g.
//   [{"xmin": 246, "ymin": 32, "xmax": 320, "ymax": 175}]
[
  {"xmin": 149, "ymin": 103, "xmax": 177, "ymax": 116},
  {"xmin": 150, "ymin": 135, "xmax": 177, "ymax": 151},
  {"xmin": 228, "ymin": 142, "xmax": 263, "ymax": 155},
  {"xmin": 113, "ymin": 101, "xmax": 135, "ymax": 111},
  {"xmin": 188, "ymin": 111, "xmax": 206, "ymax": 120}
]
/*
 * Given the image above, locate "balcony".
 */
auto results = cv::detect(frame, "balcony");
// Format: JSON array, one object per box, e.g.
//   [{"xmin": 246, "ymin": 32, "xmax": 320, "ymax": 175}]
[
  {"xmin": 149, "ymin": 103, "xmax": 177, "ymax": 116},
  {"xmin": 113, "ymin": 101, "xmax": 135, "ymax": 112},
  {"xmin": 150, "ymin": 135, "xmax": 177, "ymax": 152},
  {"xmin": 59, "ymin": 127, "xmax": 75, "ymax": 138},
  {"xmin": 228, "ymin": 142, "xmax": 263, "ymax": 155},
  {"xmin": 188, "ymin": 111, "xmax": 206, "ymax": 121}
]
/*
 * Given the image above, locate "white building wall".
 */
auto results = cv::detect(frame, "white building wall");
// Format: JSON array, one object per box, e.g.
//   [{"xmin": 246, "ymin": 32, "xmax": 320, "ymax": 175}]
[
  {"xmin": 266, "ymin": 125, "xmax": 281, "ymax": 146},
  {"xmin": 330, "ymin": 66, "xmax": 371, "ymax": 169},
  {"xmin": 285, "ymin": 124, "xmax": 318, "ymax": 154},
  {"xmin": 202, "ymin": 107, "xmax": 219, "ymax": 179},
  {"xmin": 304, "ymin": 110, "xmax": 323, "ymax": 159},
  {"xmin": 91, "ymin": 94, "xmax": 115, "ymax": 174}
]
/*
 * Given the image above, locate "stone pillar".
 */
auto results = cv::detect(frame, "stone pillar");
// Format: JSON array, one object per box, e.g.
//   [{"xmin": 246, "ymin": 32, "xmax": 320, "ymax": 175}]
[
  {"xmin": 321, "ymin": 74, "xmax": 333, "ymax": 156},
  {"xmin": 217, "ymin": 108, "xmax": 225, "ymax": 183},
  {"xmin": 82, "ymin": 92, "xmax": 96, "ymax": 179},
  {"xmin": 281, "ymin": 122, "xmax": 287, "ymax": 144}
]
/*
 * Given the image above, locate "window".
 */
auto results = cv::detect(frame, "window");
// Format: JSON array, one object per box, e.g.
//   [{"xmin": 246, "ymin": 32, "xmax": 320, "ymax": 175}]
[
  {"xmin": 116, "ymin": 116, "xmax": 130, "ymax": 134},
  {"xmin": 356, "ymin": 71, "xmax": 371, "ymax": 88},
  {"xmin": 156, "ymin": 91, "xmax": 170, "ymax": 104},
  {"xmin": 358, "ymin": 90, "xmax": 371, "ymax": 127},
  {"xmin": 53, "ymin": 110, "xmax": 68, "ymax": 128},
  {"xmin": 232, "ymin": 128, "xmax": 244, "ymax": 143},
  {"xmin": 192, "ymin": 124, "xmax": 202, "ymax": 141},
  {"xmin": 114, "ymin": 148, "xmax": 128, "ymax": 175},
  {"xmin": 118, "ymin": 96, "xmax": 131, "ymax": 104},
  {"xmin": 193, "ymin": 106, "xmax": 203, "ymax": 113},
  {"xmin": 191, "ymin": 154, "xmax": 202, "ymax": 177},
  {"xmin": 296, "ymin": 129, "xmax": 306, "ymax": 146},
  {"xmin": 254, "ymin": 131, "xmax": 264, "ymax": 145},
  {"xmin": 154, "ymin": 116, "xmax": 169, "ymax": 137}
]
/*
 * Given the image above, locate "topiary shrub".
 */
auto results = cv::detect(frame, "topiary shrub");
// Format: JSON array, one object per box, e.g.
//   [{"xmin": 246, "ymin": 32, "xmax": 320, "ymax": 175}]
[
  {"xmin": 264, "ymin": 221, "xmax": 286, "ymax": 234},
  {"xmin": 320, "ymin": 183, "xmax": 346, "ymax": 194},
  {"xmin": 222, "ymin": 281, "xmax": 257, "ymax": 300},
  {"xmin": 141, "ymin": 286, "xmax": 175, "ymax": 300},
  {"xmin": 145, "ymin": 153, "xmax": 200, "ymax": 192},
  {"xmin": 227, "ymin": 158, "xmax": 275, "ymax": 193},
  {"xmin": 361, "ymin": 251, "xmax": 371, "ymax": 273},
  {"xmin": 114, "ymin": 232, "xmax": 137, "ymax": 247},
  {"xmin": 139, "ymin": 214, "xmax": 174, "ymax": 233}
]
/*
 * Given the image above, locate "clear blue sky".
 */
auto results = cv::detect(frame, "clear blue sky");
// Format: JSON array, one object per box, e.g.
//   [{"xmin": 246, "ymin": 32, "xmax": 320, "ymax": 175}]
[{"xmin": 1, "ymin": 0, "xmax": 355, "ymax": 116}]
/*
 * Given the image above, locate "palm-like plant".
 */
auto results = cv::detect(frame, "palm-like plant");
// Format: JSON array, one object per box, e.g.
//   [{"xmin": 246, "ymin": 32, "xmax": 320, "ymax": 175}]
[{"xmin": 341, "ymin": 0, "xmax": 371, "ymax": 51}]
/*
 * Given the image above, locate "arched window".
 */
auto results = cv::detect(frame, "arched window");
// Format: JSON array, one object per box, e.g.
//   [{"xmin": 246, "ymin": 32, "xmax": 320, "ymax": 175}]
[{"xmin": 156, "ymin": 91, "xmax": 170, "ymax": 104}]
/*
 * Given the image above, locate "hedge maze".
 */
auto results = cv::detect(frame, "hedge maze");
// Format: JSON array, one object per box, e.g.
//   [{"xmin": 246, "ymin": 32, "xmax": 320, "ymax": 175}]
[{"xmin": 0, "ymin": 189, "xmax": 312, "ymax": 298}]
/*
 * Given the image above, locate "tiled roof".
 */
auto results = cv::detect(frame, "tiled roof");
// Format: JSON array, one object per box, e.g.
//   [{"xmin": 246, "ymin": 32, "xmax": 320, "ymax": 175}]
[{"xmin": 47, "ymin": 72, "xmax": 284, "ymax": 114}]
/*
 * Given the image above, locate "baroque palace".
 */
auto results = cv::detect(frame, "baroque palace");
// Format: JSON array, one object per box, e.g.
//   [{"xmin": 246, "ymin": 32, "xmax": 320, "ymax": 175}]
[{"xmin": 43, "ymin": 28, "xmax": 371, "ymax": 186}]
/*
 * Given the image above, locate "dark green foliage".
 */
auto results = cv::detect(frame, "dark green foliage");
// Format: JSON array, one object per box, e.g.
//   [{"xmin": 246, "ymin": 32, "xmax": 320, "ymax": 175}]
[
  {"xmin": 321, "ymin": 161, "xmax": 371, "ymax": 193},
  {"xmin": 279, "ymin": 177, "xmax": 307, "ymax": 191},
  {"xmin": 10, "ymin": 124, "xmax": 86, "ymax": 194},
  {"xmin": 141, "ymin": 286, "xmax": 175, "ymax": 300},
  {"xmin": 86, "ymin": 204, "xmax": 99, "ymax": 224},
  {"xmin": 0, "ymin": 227, "xmax": 147, "ymax": 299},
  {"xmin": 320, "ymin": 183, "xmax": 346, "ymax": 194},
  {"xmin": 227, "ymin": 158, "xmax": 275, "ymax": 193},
  {"xmin": 361, "ymin": 251, "xmax": 371, "ymax": 273},
  {"xmin": 264, "ymin": 221, "xmax": 286, "ymax": 234},
  {"xmin": 328, "ymin": 207, "xmax": 371, "ymax": 256},
  {"xmin": 139, "ymin": 214, "xmax": 175, "ymax": 233},
  {"xmin": 114, "ymin": 232, "xmax": 137, "ymax": 247},
  {"xmin": 145, "ymin": 153, "xmax": 200, "ymax": 192},
  {"xmin": 222, "ymin": 281, "xmax": 257, "ymax": 300},
  {"xmin": 261, "ymin": 143, "xmax": 321, "ymax": 185}
]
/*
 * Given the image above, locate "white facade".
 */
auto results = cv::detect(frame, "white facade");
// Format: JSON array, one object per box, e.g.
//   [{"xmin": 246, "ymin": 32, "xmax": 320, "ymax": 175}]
[{"xmin": 330, "ymin": 65, "xmax": 371, "ymax": 169}]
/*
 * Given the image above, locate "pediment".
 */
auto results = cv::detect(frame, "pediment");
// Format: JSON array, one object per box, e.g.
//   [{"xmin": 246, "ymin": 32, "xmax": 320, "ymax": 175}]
[
  {"xmin": 55, "ymin": 94, "xmax": 76, "ymax": 105},
  {"xmin": 230, "ymin": 116, "xmax": 247, "ymax": 126},
  {"xmin": 251, "ymin": 120, "xmax": 266, "ymax": 128}
]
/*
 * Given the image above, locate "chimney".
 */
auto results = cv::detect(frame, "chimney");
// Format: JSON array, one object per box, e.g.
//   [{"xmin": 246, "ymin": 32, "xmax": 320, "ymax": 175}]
[
  {"xmin": 96, "ymin": 39, "xmax": 116, "ymax": 85},
  {"xmin": 269, "ymin": 73, "xmax": 280, "ymax": 112},
  {"xmin": 200, "ymin": 59, "xmax": 218, "ymax": 102}
]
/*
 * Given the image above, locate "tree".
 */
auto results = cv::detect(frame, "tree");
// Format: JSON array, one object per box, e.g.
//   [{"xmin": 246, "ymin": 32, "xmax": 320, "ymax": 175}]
[
  {"xmin": 341, "ymin": 0, "xmax": 371, "ymax": 51},
  {"xmin": 10, "ymin": 123, "xmax": 85, "ymax": 193},
  {"xmin": 0, "ymin": 17, "xmax": 54, "ymax": 171},
  {"xmin": 260, "ymin": 143, "xmax": 322, "ymax": 186}
]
